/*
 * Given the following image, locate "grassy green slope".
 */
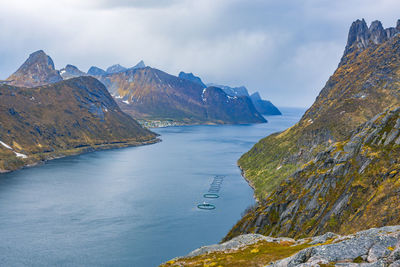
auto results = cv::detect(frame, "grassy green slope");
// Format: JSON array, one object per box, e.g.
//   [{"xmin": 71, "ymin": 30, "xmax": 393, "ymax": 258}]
[{"xmin": 227, "ymin": 108, "xmax": 400, "ymax": 240}]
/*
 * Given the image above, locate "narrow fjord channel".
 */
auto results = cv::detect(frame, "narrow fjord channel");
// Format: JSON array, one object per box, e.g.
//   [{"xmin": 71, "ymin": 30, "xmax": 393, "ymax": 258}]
[{"xmin": 0, "ymin": 108, "xmax": 304, "ymax": 266}]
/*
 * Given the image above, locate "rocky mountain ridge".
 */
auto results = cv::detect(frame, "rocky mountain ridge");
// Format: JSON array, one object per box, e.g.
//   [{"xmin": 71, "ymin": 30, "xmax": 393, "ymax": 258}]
[
  {"xmin": 178, "ymin": 71, "xmax": 206, "ymax": 88},
  {"xmin": 60, "ymin": 64, "xmax": 88, "ymax": 79},
  {"xmin": 34, "ymin": 57, "xmax": 268, "ymax": 124},
  {"xmin": 207, "ymin": 83, "xmax": 250, "ymax": 97},
  {"xmin": 238, "ymin": 18, "xmax": 400, "ymax": 199},
  {"xmin": 227, "ymin": 107, "xmax": 400, "ymax": 241},
  {"xmin": 88, "ymin": 60, "xmax": 146, "ymax": 76},
  {"xmin": 87, "ymin": 66, "xmax": 107, "ymax": 76},
  {"xmin": 250, "ymin": 92, "xmax": 282, "ymax": 115},
  {"xmin": 177, "ymin": 73, "xmax": 282, "ymax": 116},
  {"xmin": 96, "ymin": 67, "xmax": 267, "ymax": 124}
]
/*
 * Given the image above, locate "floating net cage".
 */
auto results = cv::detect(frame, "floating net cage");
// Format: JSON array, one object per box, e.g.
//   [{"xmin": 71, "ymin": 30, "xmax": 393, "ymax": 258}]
[
  {"xmin": 197, "ymin": 175, "xmax": 225, "ymax": 210},
  {"xmin": 197, "ymin": 203, "xmax": 216, "ymax": 210},
  {"xmin": 207, "ymin": 175, "xmax": 225, "ymax": 193},
  {"xmin": 203, "ymin": 193, "xmax": 219, "ymax": 198}
]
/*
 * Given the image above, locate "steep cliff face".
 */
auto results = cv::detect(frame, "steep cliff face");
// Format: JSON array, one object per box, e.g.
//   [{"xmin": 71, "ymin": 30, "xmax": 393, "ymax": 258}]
[
  {"xmin": 96, "ymin": 67, "xmax": 266, "ymax": 124},
  {"xmin": 208, "ymin": 83, "xmax": 250, "ymax": 97},
  {"xmin": 207, "ymin": 84, "xmax": 281, "ymax": 115},
  {"xmin": 178, "ymin": 71, "xmax": 206, "ymax": 88},
  {"xmin": 0, "ymin": 76, "xmax": 157, "ymax": 172},
  {"xmin": 239, "ymin": 19, "xmax": 400, "ymax": 198},
  {"xmin": 342, "ymin": 19, "xmax": 400, "ymax": 63},
  {"xmin": 106, "ymin": 64, "xmax": 127, "ymax": 74},
  {"xmin": 250, "ymin": 92, "xmax": 282, "ymax": 115},
  {"xmin": 6, "ymin": 50, "xmax": 63, "ymax": 87},
  {"xmin": 87, "ymin": 66, "xmax": 106, "ymax": 76},
  {"xmin": 227, "ymin": 108, "xmax": 400, "ymax": 241},
  {"xmin": 201, "ymin": 86, "xmax": 266, "ymax": 124}
]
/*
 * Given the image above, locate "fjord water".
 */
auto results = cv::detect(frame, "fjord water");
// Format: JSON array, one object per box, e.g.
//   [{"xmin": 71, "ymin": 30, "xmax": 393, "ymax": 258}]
[{"xmin": 0, "ymin": 107, "xmax": 304, "ymax": 266}]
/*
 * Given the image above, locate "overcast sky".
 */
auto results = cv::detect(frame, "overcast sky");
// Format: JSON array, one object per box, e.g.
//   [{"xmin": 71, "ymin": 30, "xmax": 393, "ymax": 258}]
[{"xmin": 0, "ymin": 0, "xmax": 399, "ymax": 107}]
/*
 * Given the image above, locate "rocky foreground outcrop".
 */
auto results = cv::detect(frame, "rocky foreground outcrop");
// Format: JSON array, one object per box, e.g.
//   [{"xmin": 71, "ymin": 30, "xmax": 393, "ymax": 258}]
[
  {"xmin": 272, "ymin": 225, "xmax": 400, "ymax": 266},
  {"xmin": 162, "ymin": 225, "xmax": 400, "ymax": 266}
]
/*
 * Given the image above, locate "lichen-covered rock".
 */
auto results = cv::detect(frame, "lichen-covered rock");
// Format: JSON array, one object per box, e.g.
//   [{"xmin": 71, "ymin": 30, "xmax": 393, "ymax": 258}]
[
  {"xmin": 270, "ymin": 226, "xmax": 400, "ymax": 267},
  {"xmin": 164, "ymin": 226, "xmax": 400, "ymax": 267},
  {"xmin": 184, "ymin": 234, "xmax": 295, "ymax": 258}
]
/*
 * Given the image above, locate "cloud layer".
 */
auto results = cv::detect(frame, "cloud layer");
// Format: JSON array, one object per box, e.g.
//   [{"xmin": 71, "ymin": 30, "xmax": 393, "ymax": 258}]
[{"xmin": 0, "ymin": 0, "xmax": 399, "ymax": 107}]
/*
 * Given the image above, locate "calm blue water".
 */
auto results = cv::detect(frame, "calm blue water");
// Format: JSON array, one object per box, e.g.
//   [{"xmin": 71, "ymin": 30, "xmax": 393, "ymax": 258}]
[{"xmin": 0, "ymin": 107, "xmax": 304, "ymax": 267}]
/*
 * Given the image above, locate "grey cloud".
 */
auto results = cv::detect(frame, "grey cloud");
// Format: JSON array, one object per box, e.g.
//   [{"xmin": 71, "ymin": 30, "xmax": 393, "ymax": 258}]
[
  {"xmin": 0, "ymin": 0, "xmax": 399, "ymax": 107},
  {"xmin": 92, "ymin": 0, "xmax": 179, "ymax": 9}
]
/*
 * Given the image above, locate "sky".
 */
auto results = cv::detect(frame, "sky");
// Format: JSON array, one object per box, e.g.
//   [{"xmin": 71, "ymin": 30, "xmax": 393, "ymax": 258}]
[{"xmin": 0, "ymin": 0, "xmax": 399, "ymax": 107}]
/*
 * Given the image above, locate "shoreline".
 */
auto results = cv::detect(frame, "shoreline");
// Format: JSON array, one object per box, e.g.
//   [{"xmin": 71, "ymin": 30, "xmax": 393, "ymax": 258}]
[
  {"xmin": 237, "ymin": 163, "xmax": 260, "ymax": 203},
  {"xmin": 139, "ymin": 119, "xmax": 270, "ymax": 129},
  {"xmin": 0, "ymin": 137, "xmax": 161, "ymax": 174}
]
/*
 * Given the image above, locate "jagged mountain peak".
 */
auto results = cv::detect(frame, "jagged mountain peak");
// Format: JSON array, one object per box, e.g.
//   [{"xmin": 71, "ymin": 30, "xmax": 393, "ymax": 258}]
[
  {"xmin": 208, "ymin": 83, "xmax": 249, "ymax": 97},
  {"xmin": 65, "ymin": 64, "xmax": 78, "ymax": 69},
  {"xmin": 6, "ymin": 50, "xmax": 62, "ymax": 87},
  {"xmin": 87, "ymin": 66, "xmax": 106, "ymax": 76},
  {"xmin": 131, "ymin": 60, "xmax": 145, "ymax": 69},
  {"xmin": 250, "ymin": 91, "xmax": 281, "ymax": 115},
  {"xmin": 106, "ymin": 64, "xmax": 127, "ymax": 74},
  {"xmin": 28, "ymin": 50, "xmax": 49, "ymax": 62},
  {"xmin": 21, "ymin": 50, "xmax": 56, "ymax": 70},
  {"xmin": 343, "ymin": 18, "xmax": 399, "ymax": 61},
  {"xmin": 369, "ymin": 20, "xmax": 387, "ymax": 44},
  {"xmin": 60, "ymin": 64, "xmax": 87, "ymax": 79},
  {"xmin": 344, "ymin": 18, "xmax": 370, "ymax": 54},
  {"xmin": 178, "ymin": 71, "xmax": 206, "ymax": 88},
  {"xmin": 250, "ymin": 92, "xmax": 261, "ymax": 101}
]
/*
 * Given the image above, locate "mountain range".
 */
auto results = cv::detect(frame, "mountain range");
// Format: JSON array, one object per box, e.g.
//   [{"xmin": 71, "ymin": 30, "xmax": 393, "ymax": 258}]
[
  {"xmin": 6, "ymin": 50, "xmax": 275, "ymax": 125},
  {"xmin": 92, "ymin": 67, "xmax": 267, "ymax": 124},
  {"xmin": 56, "ymin": 60, "xmax": 273, "ymax": 125},
  {"xmin": 0, "ymin": 48, "xmax": 279, "ymax": 170},
  {"xmin": 177, "ymin": 72, "xmax": 281, "ymax": 116}
]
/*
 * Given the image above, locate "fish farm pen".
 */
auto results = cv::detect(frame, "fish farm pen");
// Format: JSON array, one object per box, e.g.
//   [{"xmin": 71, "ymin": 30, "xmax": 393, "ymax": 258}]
[{"xmin": 197, "ymin": 175, "xmax": 225, "ymax": 210}]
